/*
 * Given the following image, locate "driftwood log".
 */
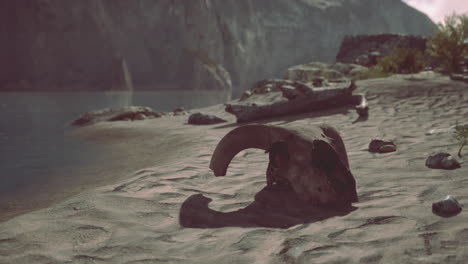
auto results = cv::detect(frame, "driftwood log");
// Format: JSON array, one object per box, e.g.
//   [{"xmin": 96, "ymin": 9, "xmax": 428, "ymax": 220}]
[
  {"xmin": 354, "ymin": 93, "xmax": 369, "ymax": 117},
  {"xmin": 226, "ymin": 81, "xmax": 366, "ymax": 123}
]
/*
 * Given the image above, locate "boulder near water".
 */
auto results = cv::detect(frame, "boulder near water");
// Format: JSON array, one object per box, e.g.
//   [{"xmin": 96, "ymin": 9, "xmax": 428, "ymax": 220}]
[{"xmin": 71, "ymin": 106, "xmax": 162, "ymax": 126}]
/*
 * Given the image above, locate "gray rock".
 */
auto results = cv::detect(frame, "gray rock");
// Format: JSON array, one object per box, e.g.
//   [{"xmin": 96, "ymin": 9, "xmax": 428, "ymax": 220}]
[
  {"xmin": 1, "ymin": 2, "xmax": 436, "ymax": 95},
  {"xmin": 293, "ymin": 83, "xmax": 314, "ymax": 94},
  {"xmin": 281, "ymin": 85, "xmax": 299, "ymax": 100},
  {"xmin": 251, "ymin": 79, "xmax": 314, "ymax": 98},
  {"xmin": 239, "ymin": 90, "xmax": 252, "ymax": 101},
  {"xmin": 174, "ymin": 111, "xmax": 188, "ymax": 116},
  {"xmin": 355, "ymin": 54, "xmax": 370, "ymax": 66},
  {"xmin": 353, "ymin": 52, "xmax": 382, "ymax": 67},
  {"xmin": 322, "ymin": 69, "xmax": 347, "ymax": 82},
  {"xmin": 348, "ymin": 66, "xmax": 370, "ymax": 78},
  {"xmin": 133, "ymin": 113, "xmax": 147, "ymax": 120},
  {"xmin": 425, "ymin": 152, "xmax": 461, "ymax": 170},
  {"xmin": 252, "ymin": 79, "xmax": 283, "ymax": 93},
  {"xmin": 378, "ymin": 144, "xmax": 396, "ymax": 153},
  {"xmin": 369, "ymin": 51, "xmax": 382, "ymax": 57},
  {"xmin": 432, "ymin": 195, "xmax": 462, "ymax": 217},
  {"xmin": 252, "ymin": 86, "xmax": 270, "ymax": 94},
  {"xmin": 250, "ymin": 83, "xmax": 273, "ymax": 94},
  {"xmin": 285, "ymin": 63, "xmax": 348, "ymax": 83},
  {"xmin": 71, "ymin": 106, "xmax": 161, "ymax": 126},
  {"xmin": 368, "ymin": 139, "xmax": 396, "ymax": 153},
  {"xmin": 368, "ymin": 51, "xmax": 382, "ymax": 65},
  {"xmin": 312, "ymin": 77, "xmax": 326, "ymax": 87},
  {"xmin": 173, "ymin": 107, "xmax": 185, "ymax": 113},
  {"xmin": 450, "ymin": 74, "xmax": 465, "ymax": 81},
  {"xmin": 286, "ymin": 62, "xmax": 373, "ymax": 84},
  {"xmin": 188, "ymin": 113, "xmax": 227, "ymax": 125},
  {"xmin": 190, "ymin": 55, "xmax": 233, "ymax": 95},
  {"xmin": 330, "ymin": 63, "xmax": 356, "ymax": 75},
  {"xmin": 173, "ymin": 107, "xmax": 189, "ymax": 116}
]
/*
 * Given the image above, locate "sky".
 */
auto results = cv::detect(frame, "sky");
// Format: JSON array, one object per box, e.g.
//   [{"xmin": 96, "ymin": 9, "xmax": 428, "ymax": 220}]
[{"xmin": 403, "ymin": 0, "xmax": 468, "ymax": 23}]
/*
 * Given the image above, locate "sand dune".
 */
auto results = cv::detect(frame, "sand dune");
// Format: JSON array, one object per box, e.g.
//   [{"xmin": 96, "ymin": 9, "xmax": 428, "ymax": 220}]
[{"xmin": 1, "ymin": 73, "xmax": 467, "ymax": 263}]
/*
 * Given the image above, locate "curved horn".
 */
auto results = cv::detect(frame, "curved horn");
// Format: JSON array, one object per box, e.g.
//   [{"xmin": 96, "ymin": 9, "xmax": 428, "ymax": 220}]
[
  {"xmin": 315, "ymin": 125, "xmax": 358, "ymax": 203},
  {"xmin": 210, "ymin": 124, "xmax": 290, "ymax": 176},
  {"xmin": 319, "ymin": 124, "xmax": 350, "ymax": 169},
  {"xmin": 312, "ymin": 140, "xmax": 358, "ymax": 203}
]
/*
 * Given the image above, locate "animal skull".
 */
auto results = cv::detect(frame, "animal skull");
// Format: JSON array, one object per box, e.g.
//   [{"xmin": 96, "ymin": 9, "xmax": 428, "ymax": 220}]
[{"xmin": 210, "ymin": 124, "xmax": 358, "ymax": 206}]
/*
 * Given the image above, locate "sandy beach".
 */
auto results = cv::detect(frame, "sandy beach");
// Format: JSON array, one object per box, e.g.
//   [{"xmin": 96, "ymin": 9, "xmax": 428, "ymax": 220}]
[{"xmin": 1, "ymin": 72, "xmax": 467, "ymax": 263}]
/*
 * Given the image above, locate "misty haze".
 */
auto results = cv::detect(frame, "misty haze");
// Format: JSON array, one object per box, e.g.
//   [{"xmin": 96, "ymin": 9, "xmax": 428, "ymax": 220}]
[{"xmin": 0, "ymin": 1, "xmax": 467, "ymax": 263}]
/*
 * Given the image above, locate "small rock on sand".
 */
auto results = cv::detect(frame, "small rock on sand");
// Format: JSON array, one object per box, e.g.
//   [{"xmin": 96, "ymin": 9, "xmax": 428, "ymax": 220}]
[
  {"xmin": 133, "ymin": 113, "xmax": 147, "ymax": 120},
  {"xmin": 378, "ymin": 144, "xmax": 396, "ymax": 153},
  {"xmin": 239, "ymin": 90, "xmax": 252, "ymax": 101},
  {"xmin": 432, "ymin": 195, "xmax": 462, "ymax": 217},
  {"xmin": 173, "ymin": 107, "xmax": 189, "ymax": 116},
  {"xmin": 188, "ymin": 113, "xmax": 227, "ymax": 125},
  {"xmin": 425, "ymin": 152, "xmax": 461, "ymax": 170},
  {"xmin": 368, "ymin": 139, "xmax": 396, "ymax": 153}
]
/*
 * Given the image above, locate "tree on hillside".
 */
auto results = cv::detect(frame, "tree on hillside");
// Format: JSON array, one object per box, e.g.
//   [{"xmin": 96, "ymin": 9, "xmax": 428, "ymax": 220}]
[
  {"xmin": 377, "ymin": 48, "xmax": 425, "ymax": 74},
  {"xmin": 426, "ymin": 13, "xmax": 468, "ymax": 73}
]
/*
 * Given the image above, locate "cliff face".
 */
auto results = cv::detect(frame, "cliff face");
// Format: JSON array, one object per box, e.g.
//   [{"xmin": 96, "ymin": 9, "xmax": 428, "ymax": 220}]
[{"xmin": 0, "ymin": 0, "xmax": 436, "ymax": 95}]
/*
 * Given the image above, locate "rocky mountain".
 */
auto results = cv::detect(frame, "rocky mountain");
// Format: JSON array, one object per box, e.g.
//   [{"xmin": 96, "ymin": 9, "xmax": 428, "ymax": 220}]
[{"xmin": 0, "ymin": 0, "xmax": 436, "ymax": 96}]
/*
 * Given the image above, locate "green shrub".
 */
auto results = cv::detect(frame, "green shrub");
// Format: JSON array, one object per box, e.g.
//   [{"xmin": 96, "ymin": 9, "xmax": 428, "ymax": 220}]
[
  {"xmin": 354, "ymin": 65, "xmax": 392, "ymax": 80},
  {"xmin": 453, "ymin": 122, "xmax": 468, "ymax": 157},
  {"xmin": 427, "ymin": 13, "xmax": 468, "ymax": 73},
  {"xmin": 376, "ymin": 48, "xmax": 425, "ymax": 74}
]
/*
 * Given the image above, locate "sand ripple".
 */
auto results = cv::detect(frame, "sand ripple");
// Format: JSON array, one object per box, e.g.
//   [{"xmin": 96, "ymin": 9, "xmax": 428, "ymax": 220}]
[{"xmin": 1, "ymin": 74, "xmax": 468, "ymax": 263}]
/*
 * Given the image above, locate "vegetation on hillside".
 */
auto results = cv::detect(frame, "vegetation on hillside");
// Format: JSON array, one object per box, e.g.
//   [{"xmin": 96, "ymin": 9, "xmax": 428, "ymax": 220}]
[
  {"xmin": 364, "ymin": 13, "xmax": 468, "ymax": 77},
  {"xmin": 352, "ymin": 47, "xmax": 425, "ymax": 80},
  {"xmin": 426, "ymin": 13, "xmax": 468, "ymax": 73},
  {"xmin": 354, "ymin": 65, "xmax": 392, "ymax": 80},
  {"xmin": 453, "ymin": 122, "xmax": 468, "ymax": 157},
  {"xmin": 376, "ymin": 48, "xmax": 425, "ymax": 74}
]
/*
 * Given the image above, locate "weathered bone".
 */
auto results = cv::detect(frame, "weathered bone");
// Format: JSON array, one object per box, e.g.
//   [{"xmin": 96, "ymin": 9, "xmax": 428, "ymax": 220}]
[
  {"xmin": 210, "ymin": 124, "xmax": 358, "ymax": 205},
  {"xmin": 354, "ymin": 93, "xmax": 369, "ymax": 117}
]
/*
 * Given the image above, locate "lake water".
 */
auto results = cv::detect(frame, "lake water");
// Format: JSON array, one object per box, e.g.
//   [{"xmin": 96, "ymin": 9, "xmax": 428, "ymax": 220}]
[{"xmin": 0, "ymin": 90, "xmax": 229, "ymax": 198}]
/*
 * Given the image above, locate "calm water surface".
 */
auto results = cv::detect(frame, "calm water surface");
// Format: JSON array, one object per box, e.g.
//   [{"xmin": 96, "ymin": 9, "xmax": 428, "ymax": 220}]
[{"xmin": 0, "ymin": 90, "xmax": 229, "ymax": 197}]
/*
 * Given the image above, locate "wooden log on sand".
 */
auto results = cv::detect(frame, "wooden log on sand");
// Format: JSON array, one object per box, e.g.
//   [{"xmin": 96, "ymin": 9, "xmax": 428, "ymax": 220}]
[
  {"xmin": 226, "ymin": 81, "xmax": 366, "ymax": 123},
  {"xmin": 354, "ymin": 93, "xmax": 369, "ymax": 117}
]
